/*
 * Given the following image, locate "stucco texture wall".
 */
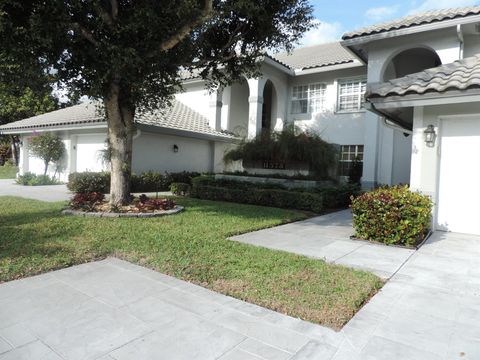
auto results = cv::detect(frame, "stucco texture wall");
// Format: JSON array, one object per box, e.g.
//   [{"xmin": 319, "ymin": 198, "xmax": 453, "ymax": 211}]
[{"xmin": 132, "ymin": 131, "xmax": 215, "ymax": 174}]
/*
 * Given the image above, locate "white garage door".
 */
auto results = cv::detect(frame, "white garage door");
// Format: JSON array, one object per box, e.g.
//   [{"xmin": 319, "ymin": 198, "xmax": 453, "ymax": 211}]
[
  {"xmin": 437, "ymin": 116, "xmax": 480, "ymax": 235},
  {"xmin": 76, "ymin": 135, "xmax": 108, "ymax": 172}
]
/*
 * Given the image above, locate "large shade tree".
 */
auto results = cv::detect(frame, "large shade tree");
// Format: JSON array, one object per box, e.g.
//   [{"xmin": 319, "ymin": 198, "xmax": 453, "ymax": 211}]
[
  {"xmin": 0, "ymin": 52, "xmax": 60, "ymax": 165},
  {"xmin": 1, "ymin": 0, "xmax": 314, "ymax": 205}
]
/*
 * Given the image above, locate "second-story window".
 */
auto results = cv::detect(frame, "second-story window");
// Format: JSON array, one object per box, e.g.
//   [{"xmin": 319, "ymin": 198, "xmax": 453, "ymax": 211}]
[
  {"xmin": 291, "ymin": 83, "xmax": 326, "ymax": 114},
  {"xmin": 337, "ymin": 79, "xmax": 367, "ymax": 112}
]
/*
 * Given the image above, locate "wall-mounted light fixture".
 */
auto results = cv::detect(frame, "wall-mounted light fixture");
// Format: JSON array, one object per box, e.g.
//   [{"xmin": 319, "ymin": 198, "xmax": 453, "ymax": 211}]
[
  {"xmin": 173, "ymin": 144, "xmax": 179, "ymax": 153},
  {"xmin": 424, "ymin": 125, "xmax": 436, "ymax": 148}
]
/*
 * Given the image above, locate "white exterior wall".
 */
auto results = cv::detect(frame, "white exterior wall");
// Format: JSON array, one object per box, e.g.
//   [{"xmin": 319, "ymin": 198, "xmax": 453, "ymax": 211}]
[
  {"xmin": 175, "ymin": 83, "xmax": 212, "ymax": 121},
  {"xmin": 288, "ymin": 67, "xmax": 367, "ymax": 146},
  {"xmin": 132, "ymin": 131, "xmax": 215, "ymax": 174},
  {"xmin": 18, "ymin": 128, "xmax": 229, "ymax": 181},
  {"xmin": 410, "ymin": 102, "xmax": 480, "ymax": 229},
  {"xmin": 464, "ymin": 34, "xmax": 480, "ymax": 58},
  {"xmin": 362, "ymin": 27, "xmax": 462, "ymax": 188}
]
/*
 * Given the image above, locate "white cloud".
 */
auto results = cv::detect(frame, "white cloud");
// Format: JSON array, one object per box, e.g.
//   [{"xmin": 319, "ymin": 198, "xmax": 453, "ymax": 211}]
[
  {"xmin": 365, "ymin": 6, "xmax": 400, "ymax": 21},
  {"xmin": 299, "ymin": 20, "xmax": 343, "ymax": 46},
  {"xmin": 409, "ymin": 0, "xmax": 479, "ymax": 14}
]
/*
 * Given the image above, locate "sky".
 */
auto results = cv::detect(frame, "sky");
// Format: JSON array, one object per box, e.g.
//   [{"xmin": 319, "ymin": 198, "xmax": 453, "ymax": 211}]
[{"xmin": 299, "ymin": 0, "xmax": 480, "ymax": 46}]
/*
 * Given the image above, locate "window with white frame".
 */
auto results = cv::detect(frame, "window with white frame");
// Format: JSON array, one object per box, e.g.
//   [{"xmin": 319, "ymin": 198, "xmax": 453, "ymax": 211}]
[
  {"xmin": 337, "ymin": 79, "xmax": 367, "ymax": 112},
  {"xmin": 291, "ymin": 83, "xmax": 327, "ymax": 114},
  {"xmin": 339, "ymin": 145, "xmax": 364, "ymax": 177}
]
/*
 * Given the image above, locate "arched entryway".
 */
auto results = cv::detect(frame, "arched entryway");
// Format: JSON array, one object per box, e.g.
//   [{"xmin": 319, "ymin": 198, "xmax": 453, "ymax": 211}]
[
  {"xmin": 382, "ymin": 47, "xmax": 442, "ymax": 81},
  {"xmin": 261, "ymin": 79, "xmax": 277, "ymax": 134}
]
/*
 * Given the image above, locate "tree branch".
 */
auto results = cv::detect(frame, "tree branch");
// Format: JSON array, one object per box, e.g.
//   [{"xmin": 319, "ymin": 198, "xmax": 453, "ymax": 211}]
[
  {"xmin": 110, "ymin": 0, "xmax": 118, "ymax": 20},
  {"xmin": 72, "ymin": 23, "xmax": 99, "ymax": 46},
  {"xmin": 159, "ymin": 0, "xmax": 213, "ymax": 52}
]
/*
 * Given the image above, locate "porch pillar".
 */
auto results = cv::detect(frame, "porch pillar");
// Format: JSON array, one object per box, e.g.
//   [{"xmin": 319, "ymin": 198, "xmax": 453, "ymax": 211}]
[
  {"xmin": 208, "ymin": 88, "xmax": 223, "ymax": 131},
  {"xmin": 247, "ymin": 78, "xmax": 266, "ymax": 139},
  {"xmin": 19, "ymin": 135, "xmax": 29, "ymax": 176}
]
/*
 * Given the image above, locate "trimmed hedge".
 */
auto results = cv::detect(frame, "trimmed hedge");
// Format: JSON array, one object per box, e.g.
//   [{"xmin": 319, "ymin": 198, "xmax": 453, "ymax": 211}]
[
  {"xmin": 67, "ymin": 171, "xmax": 201, "ymax": 194},
  {"xmin": 351, "ymin": 185, "xmax": 433, "ymax": 247},
  {"xmin": 191, "ymin": 176, "xmax": 324, "ymax": 213}
]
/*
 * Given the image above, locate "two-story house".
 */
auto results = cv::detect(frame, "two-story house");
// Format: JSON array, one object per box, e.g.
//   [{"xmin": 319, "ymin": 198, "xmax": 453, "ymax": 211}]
[{"xmin": 2, "ymin": 5, "xmax": 480, "ymax": 234}]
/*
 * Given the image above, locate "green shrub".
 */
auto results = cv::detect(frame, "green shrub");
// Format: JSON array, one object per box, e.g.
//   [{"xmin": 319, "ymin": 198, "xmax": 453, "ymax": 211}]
[
  {"xmin": 16, "ymin": 172, "xmax": 61, "ymax": 186},
  {"xmin": 191, "ymin": 176, "xmax": 324, "ymax": 212},
  {"xmin": 165, "ymin": 171, "xmax": 201, "ymax": 185},
  {"xmin": 224, "ymin": 125, "xmax": 337, "ymax": 179},
  {"xmin": 67, "ymin": 172, "xmax": 110, "ymax": 193},
  {"xmin": 351, "ymin": 185, "xmax": 433, "ymax": 247},
  {"xmin": 170, "ymin": 182, "xmax": 191, "ymax": 196},
  {"xmin": 68, "ymin": 171, "xmax": 201, "ymax": 194},
  {"xmin": 131, "ymin": 171, "xmax": 166, "ymax": 192}
]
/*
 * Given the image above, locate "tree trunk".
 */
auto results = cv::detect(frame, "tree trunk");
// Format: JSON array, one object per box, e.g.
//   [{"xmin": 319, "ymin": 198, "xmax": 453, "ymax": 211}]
[
  {"xmin": 43, "ymin": 161, "xmax": 48, "ymax": 176},
  {"xmin": 11, "ymin": 136, "xmax": 19, "ymax": 166},
  {"xmin": 105, "ymin": 82, "xmax": 135, "ymax": 207}
]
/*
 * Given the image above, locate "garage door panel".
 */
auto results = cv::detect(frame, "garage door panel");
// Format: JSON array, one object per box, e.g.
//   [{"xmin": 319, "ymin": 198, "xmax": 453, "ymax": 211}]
[
  {"xmin": 437, "ymin": 117, "xmax": 480, "ymax": 235},
  {"xmin": 76, "ymin": 135, "xmax": 108, "ymax": 173}
]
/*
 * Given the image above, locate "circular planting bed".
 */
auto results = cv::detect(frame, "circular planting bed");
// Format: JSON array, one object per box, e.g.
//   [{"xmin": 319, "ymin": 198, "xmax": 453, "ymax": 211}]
[{"xmin": 62, "ymin": 193, "xmax": 184, "ymax": 218}]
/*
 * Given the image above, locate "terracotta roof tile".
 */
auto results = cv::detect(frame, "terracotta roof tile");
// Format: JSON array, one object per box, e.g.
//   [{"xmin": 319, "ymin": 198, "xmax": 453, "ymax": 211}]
[
  {"xmin": 366, "ymin": 54, "xmax": 480, "ymax": 99},
  {"xmin": 343, "ymin": 6, "xmax": 480, "ymax": 40}
]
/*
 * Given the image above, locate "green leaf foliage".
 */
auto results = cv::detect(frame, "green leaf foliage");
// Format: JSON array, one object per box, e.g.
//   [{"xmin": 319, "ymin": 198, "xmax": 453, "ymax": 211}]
[
  {"xmin": 224, "ymin": 126, "xmax": 337, "ymax": 179},
  {"xmin": 1, "ymin": 1, "xmax": 315, "ymax": 108},
  {"xmin": 351, "ymin": 185, "xmax": 433, "ymax": 247},
  {"xmin": 29, "ymin": 133, "xmax": 66, "ymax": 175}
]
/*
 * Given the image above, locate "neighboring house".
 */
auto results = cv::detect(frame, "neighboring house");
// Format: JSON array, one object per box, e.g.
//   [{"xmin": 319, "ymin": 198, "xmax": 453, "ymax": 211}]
[
  {"xmin": 1, "ymin": 5, "xmax": 480, "ymax": 234},
  {"xmin": 0, "ymin": 100, "xmax": 236, "ymax": 182}
]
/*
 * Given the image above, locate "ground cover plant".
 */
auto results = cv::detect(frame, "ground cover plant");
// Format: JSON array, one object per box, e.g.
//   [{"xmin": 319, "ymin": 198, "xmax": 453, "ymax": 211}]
[
  {"xmin": 351, "ymin": 185, "xmax": 433, "ymax": 247},
  {"xmin": 0, "ymin": 196, "xmax": 382, "ymax": 329}
]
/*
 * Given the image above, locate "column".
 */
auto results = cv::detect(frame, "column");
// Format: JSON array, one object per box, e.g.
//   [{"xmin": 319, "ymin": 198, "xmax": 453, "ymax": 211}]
[
  {"xmin": 19, "ymin": 135, "xmax": 29, "ymax": 176},
  {"xmin": 247, "ymin": 78, "xmax": 266, "ymax": 139},
  {"xmin": 208, "ymin": 88, "xmax": 223, "ymax": 131}
]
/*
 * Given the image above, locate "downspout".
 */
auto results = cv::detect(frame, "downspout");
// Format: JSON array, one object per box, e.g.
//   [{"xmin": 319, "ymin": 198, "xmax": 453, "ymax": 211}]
[
  {"xmin": 457, "ymin": 24, "xmax": 464, "ymax": 59},
  {"xmin": 133, "ymin": 129, "xmax": 142, "ymax": 140}
]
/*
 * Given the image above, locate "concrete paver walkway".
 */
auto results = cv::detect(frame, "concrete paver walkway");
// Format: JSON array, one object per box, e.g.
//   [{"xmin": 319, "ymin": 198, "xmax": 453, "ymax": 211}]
[
  {"xmin": 1, "ymin": 230, "xmax": 480, "ymax": 359},
  {"xmin": 230, "ymin": 210, "xmax": 415, "ymax": 279}
]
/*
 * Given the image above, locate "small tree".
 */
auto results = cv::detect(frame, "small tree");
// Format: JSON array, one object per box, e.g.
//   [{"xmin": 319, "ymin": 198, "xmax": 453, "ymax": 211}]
[{"xmin": 29, "ymin": 133, "xmax": 65, "ymax": 176}]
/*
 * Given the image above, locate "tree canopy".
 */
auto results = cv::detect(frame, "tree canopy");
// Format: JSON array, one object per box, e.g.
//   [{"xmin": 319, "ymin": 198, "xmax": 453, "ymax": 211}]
[{"xmin": 1, "ymin": 0, "xmax": 315, "ymax": 205}]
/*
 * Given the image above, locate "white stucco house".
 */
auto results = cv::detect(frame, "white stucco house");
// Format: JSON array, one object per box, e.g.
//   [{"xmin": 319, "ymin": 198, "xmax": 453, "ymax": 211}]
[{"xmin": 1, "ymin": 5, "xmax": 480, "ymax": 234}]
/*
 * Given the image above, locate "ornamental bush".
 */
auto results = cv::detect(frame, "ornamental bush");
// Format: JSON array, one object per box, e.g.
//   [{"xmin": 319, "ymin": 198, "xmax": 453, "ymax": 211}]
[
  {"xmin": 170, "ymin": 182, "xmax": 191, "ymax": 196},
  {"xmin": 68, "ymin": 171, "xmax": 202, "ymax": 194},
  {"xmin": 16, "ymin": 172, "xmax": 61, "ymax": 186},
  {"xmin": 224, "ymin": 125, "xmax": 337, "ymax": 179},
  {"xmin": 350, "ymin": 185, "xmax": 433, "ymax": 247},
  {"xmin": 67, "ymin": 172, "xmax": 110, "ymax": 193}
]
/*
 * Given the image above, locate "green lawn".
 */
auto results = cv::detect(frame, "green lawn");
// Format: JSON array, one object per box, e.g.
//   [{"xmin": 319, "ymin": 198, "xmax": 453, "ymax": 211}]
[
  {"xmin": 0, "ymin": 165, "xmax": 18, "ymax": 179},
  {"xmin": 0, "ymin": 196, "xmax": 382, "ymax": 329}
]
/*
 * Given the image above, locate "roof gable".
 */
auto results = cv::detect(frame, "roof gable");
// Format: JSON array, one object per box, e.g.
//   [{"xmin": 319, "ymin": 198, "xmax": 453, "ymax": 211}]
[
  {"xmin": 271, "ymin": 42, "xmax": 358, "ymax": 71},
  {"xmin": 343, "ymin": 6, "xmax": 480, "ymax": 40}
]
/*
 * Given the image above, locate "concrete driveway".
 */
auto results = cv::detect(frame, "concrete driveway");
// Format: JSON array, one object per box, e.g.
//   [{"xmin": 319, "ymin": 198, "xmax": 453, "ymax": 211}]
[
  {"xmin": 0, "ymin": 179, "xmax": 71, "ymax": 202},
  {"xmin": 231, "ymin": 210, "xmax": 415, "ymax": 279},
  {"xmin": 1, "ymin": 231, "xmax": 480, "ymax": 359}
]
